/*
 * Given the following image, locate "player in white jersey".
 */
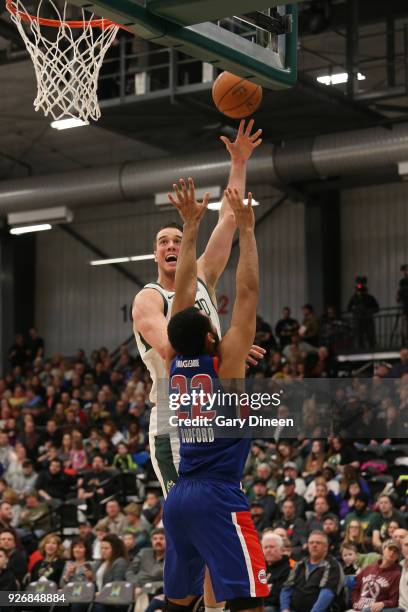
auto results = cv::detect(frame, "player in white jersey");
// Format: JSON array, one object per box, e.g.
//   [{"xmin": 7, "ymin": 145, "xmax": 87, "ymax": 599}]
[{"xmin": 133, "ymin": 119, "xmax": 263, "ymax": 495}]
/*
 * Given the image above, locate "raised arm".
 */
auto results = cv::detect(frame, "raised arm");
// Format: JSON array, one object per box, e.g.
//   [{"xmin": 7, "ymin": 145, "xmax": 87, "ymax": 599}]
[
  {"xmin": 219, "ymin": 189, "xmax": 259, "ymax": 380},
  {"xmin": 167, "ymin": 177, "xmax": 209, "ymax": 317},
  {"xmin": 197, "ymin": 119, "xmax": 262, "ymax": 294}
]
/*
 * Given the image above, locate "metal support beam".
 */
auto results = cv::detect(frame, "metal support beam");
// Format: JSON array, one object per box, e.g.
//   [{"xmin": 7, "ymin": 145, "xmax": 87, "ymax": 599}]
[
  {"xmin": 386, "ymin": 12, "xmax": 396, "ymax": 88},
  {"xmin": 346, "ymin": 0, "xmax": 359, "ymax": 99},
  {"xmin": 59, "ymin": 225, "xmax": 144, "ymax": 288}
]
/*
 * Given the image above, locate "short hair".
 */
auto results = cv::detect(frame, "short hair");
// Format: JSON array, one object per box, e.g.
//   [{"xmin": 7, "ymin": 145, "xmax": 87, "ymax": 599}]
[
  {"xmin": 340, "ymin": 543, "xmax": 357, "ymax": 554},
  {"xmin": 154, "ymin": 222, "xmax": 183, "ymax": 248},
  {"xmin": 167, "ymin": 307, "xmax": 212, "ymax": 356},
  {"xmin": 308, "ymin": 530, "xmax": 328, "ymax": 543},
  {"xmin": 151, "ymin": 528, "xmax": 165, "ymax": 537},
  {"xmin": 261, "ymin": 533, "xmax": 283, "ymax": 548}
]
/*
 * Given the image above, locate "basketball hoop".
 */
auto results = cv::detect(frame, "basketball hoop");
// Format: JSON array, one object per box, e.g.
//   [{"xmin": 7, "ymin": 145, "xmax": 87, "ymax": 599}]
[{"xmin": 6, "ymin": 0, "xmax": 122, "ymax": 122}]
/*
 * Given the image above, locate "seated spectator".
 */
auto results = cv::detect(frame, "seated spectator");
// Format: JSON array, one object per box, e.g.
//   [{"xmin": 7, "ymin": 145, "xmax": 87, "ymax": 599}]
[
  {"xmin": 367, "ymin": 494, "xmax": 406, "ymax": 552},
  {"xmin": 126, "ymin": 528, "xmax": 165, "ymax": 592},
  {"xmin": 36, "ymin": 459, "xmax": 75, "ymax": 503},
  {"xmin": 348, "ymin": 540, "xmax": 401, "ymax": 611},
  {"xmin": 306, "ymin": 496, "xmax": 330, "ymax": 533},
  {"xmin": 142, "ymin": 490, "xmax": 162, "ymax": 526},
  {"xmin": 305, "ymin": 478, "xmax": 339, "ymax": 514},
  {"xmin": 30, "ymin": 533, "xmax": 65, "ymax": 584},
  {"xmin": 327, "ymin": 437, "xmax": 360, "ymax": 473},
  {"xmin": 0, "ymin": 430, "xmax": 14, "ymax": 472},
  {"xmin": 0, "ymin": 546, "xmax": 18, "ymax": 590},
  {"xmin": 262, "ymin": 532, "xmax": 291, "ymax": 612},
  {"xmin": 92, "ymin": 525, "xmax": 110, "ymax": 561},
  {"xmin": 280, "ymin": 530, "xmax": 345, "ymax": 612},
  {"xmin": 112, "ymin": 442, "xmax": 136, "ymax": 471},
  {"xmin": 0, "ymin": 501, "xmax": 17, "ymax": 536},
  {"xmin": 274, "ymin": 499, "xmax": 307, "ymax": 561},
  {"xmin": 95, "ymin": 500, "xmax": 127, "ymax": 536},
  {"xmin": 94, "ymin": 534, "xmax": 128, "ymax": 611},
  {"xmin": 250, "ymin": 501, "xmax": 269, "ymax": 533},
  {"xmin": 123, "ymin": 503, "xmax": 150, "ymax": 551},
  {"xmin": 6, "ymin": 459, "xmax": 38, "ymax": 498},
  {"xmin": 122, "ymin": 532, "xmax": 139, "ymax": 560},
  {"xmin": 275, "ymin": 441, "xmax": 302, "ymax": 473},
  {"xmin": 248, "ymin": 479, "xmax": 277, "ymax": 524},
  {"xmin": 77, "ymin": 455, "xmax": 115, "ymax": 519},
  {"xmin": 399, "ymin": 534, "xmax": 408, "ymax": 611},
  {"xmin": 275, "ymin": 307, "xmax": 299, "ymax": 350},
  {"xmin": 0, "ymin": 530, "xmax": 26, "ymax": 585},
  {"xmin": 340, "ymin": 543, "xmax": 360, "ymax": 576},
  {"xmin": 392, "ymin": 527, "xmax": 407, "ymax": 548},
  {"xmin": 302, "ymin": 441, "xmax": 326, "ymax": 482},
  {"xmin": 344, "ymin": 493, "xmax": 373, "ymax": 533},
  {"xmin": 279, "ymin": 477, "xmax": 306, "ymax": 519},
  {"xmin": 78, "ymin": 521, "xmax": 96, "ymax": 549},
  {"xmin": 18, "ymin": 491, "xmax": 52, "ymax": 537},
  {"xmin": 343, "ymin": 520, "xmax": 370, "ymax": 554},
  {"xmin": 322, "ymin": 514, "xmax": 341, "ymax": 558},
  {"xmin": 276, "ymin": 462, "xmax": 306, "ymax": 502},
  {"xmin": 339, "ymin": 480, "xmax": 367, "ymax": 520},
  {"xmin": 68, "ymin": 431, "xmax": 88, "ymax": 472},
  {"xmin": 60, "ymin": 537, "xmax": 94, "ymax": 586}
]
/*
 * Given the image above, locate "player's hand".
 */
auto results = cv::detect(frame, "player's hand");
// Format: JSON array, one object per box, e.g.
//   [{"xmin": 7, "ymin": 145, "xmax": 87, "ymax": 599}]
[
  {"xmin": 168, "ymin": 177, "xmax": 209, "ymax": 225},
  {"xmin": 246, "ymin": 345, "xmax": 266, "ymax": 367},
  {"xmin": 225, "ymin": 188, "xmax": 255, "ymax": 230},
  {"xmin": 220, "ymin": 119, "xmax": 262, "ymax": 163}
]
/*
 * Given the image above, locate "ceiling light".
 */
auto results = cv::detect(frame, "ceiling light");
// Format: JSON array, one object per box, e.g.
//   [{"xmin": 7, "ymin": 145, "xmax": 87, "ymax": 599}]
[
  {"xmin": 51, "ymin": 118, "xmax": 89, "ymax": 130},
  {"xmin": 8, "ymin": 206, "xmax": 73, "ymax": 227},
  {"xmin": 208, "ymin": 198, "xmax": 260, "ymax": 211},
  {"xmin": 130, "ymin": 254, "xmax": 156, "ymax": 262},
  {"xmin": 10, "ymin": 224, "xmax": 52, "ymax": 235},
  {"xmin": 90, "ymin": 254, "xmax": 155, "ymax": 266},
  {"xmin": 317, "ymin": 72, "xmax": 366, "ymax": 86}
]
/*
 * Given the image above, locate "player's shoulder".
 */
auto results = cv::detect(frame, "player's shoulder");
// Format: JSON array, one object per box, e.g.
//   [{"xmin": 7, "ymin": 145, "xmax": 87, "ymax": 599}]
[{"xmin": 132, "ymin": 285, "xmax": 166, "ymax": 317}]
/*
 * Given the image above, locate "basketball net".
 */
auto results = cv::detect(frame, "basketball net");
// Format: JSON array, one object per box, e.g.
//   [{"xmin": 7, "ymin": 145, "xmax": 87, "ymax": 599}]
[{"xmin": 6, "ymin": 0, "xmax": 120, "ymax": 123}]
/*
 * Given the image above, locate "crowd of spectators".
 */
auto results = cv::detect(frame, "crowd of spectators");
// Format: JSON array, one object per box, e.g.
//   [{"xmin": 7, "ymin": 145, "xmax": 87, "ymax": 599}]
[{"xmin": 0, "ymin": 324, "xmax": 408, "ymax": 611}]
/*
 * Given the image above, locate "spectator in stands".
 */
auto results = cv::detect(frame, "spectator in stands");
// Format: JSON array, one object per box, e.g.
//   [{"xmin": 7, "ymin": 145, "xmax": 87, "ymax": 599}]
[
  {"xmin": 327, "ymin": 437, "xmax": 360, "ymax": 473},
  {"xmin": 255, "ymin": 315, "xmax": 276, "ymax": 356},
  {"xmin": 392, "ymin": 528, "xmax": 407, "ymax": 548},
  {"xmin": 262, "ymin": 532, "xmax": 291, "ymax": 612},
  {"xmin": 275, "ymin": 307, "xmax": 299, "ymax": 350},
  {"xmin": 389, "ymin": 347, "xmax": 408, "ymax": 378},
  {"xmin": 26, "ymin": 328, "xmax": 44, "ymax": 361},
  {"xmin": 398, "ymin": 534, "xmax": 408, "ymax": 610},
  {"xmin": 94, "ymin": 533, "xmax": 128, "ymax": 604},
  {"xmin": 126, "ymin": 528, "xmax": 165, "ymax": 591},
  {"xmin": 274, "ymin": 499, "xmax": 307, "ymax": 560},
  {"xmin": 0, "ymin": 546, "xmax": 18, "ymax": 590},
  {"xmin": 343, "ymin": 520, "xmax": 370, "ymax": 554},
  {"xmin": 280, "ymin": 530, "xmax": 344, "ymax": 612},
  {"xmin": 0, "ymin": 530, "xmax": 26, "ymax": 585},
  {"xmin": 276, "ymin": 462, "xmax": 306, "ymax": 502},
  {"xmin": 279, "ymin": 477, "xmax": 306, "ymax": 519},
  {"xmin": 96, "ymin": 500, "xmax": 127, "ymax": 536},
  {"xmin": 77, "ymin": 455, "xmax": 115, "ymax": 518},
  {"xmin": 142, "ymin": 490, "xmax": 162, "ymax": 526},
  {"xmin": 322, "ymin": 514, "xmax": 342, "ymax": 558},
  {"xmin": 60, "ymin": 537, "xmax": 94, "ymax": 586},
  {"xmin": 307, "ymin": 496, "xmax": 331, "ymax": 533},
  {"xmin": 18, "ymin": 491, "xmax": 52, "ymax": 537},
  {"xmin": 36, "ymin": 458, "xmax": 75, "ymax": 503},
  {"xmin": 123, "ymin": 503, "xmax": 150, "ymax": 552},
  {"xmin": 249, "ymin": 479, "xmax": 277, "ymax": 524},
  {"xmin": 0, "ymin": 502, "xmax": 16, "ymax": 533},
  {"xmin": 349, "ymin": 540, "xmax": 401, "ymax": 611},
  {"xmin": 299, "ymin": 304, "xmax": 320, "ymax": 347},
  {"xmin": 113, "ymin": 442, "xmax": 136, "ymax": 471},
  {"xmin": 30, "ymin": 533, "xmax": 65, "ymax": 584},
  {"xmin": 78, "ymin": 521, "xmax": 96, "ymax": 549},
  {"xmin": 344, "ymin": 493, "xmax": 373, "ymax": 532},
  {"xmin": 367, "ymin": 495, "xmax": 406, "ymax": 552},
  {"xmin": 7, "ymin": 459, "xmax": 37, "ymax": 497},
  {"xmin": 302, "ymin": 441, "xmax": 326, "ymax": 482},
  {"xmin": 283, "ymin": 334, "xmax": 317, "ymax": 365}
]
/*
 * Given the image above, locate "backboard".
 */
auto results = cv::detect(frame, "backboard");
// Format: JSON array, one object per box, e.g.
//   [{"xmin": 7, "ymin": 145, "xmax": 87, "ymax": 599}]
[{"xmin": 68, "ymin": 1, "xmax": 298, "ymax": 90}]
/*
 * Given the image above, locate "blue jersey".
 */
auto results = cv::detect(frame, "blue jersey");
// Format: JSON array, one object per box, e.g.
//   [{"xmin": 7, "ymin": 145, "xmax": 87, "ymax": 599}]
[{"xmin": 169, "ymin": 354, "xmax": 250, "ymax": 484}]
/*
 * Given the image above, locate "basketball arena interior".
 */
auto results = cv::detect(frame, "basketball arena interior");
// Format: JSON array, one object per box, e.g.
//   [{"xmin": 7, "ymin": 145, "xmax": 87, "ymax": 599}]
[{"xmin": 0, "ymin": 0, "xmax": 408, "ymax": 610}]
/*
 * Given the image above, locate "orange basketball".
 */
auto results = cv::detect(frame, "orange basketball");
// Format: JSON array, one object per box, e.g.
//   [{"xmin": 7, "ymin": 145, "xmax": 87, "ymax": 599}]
[{"xmin": 212, "ymin": 71, "xmax": 262, "ymax": 119}]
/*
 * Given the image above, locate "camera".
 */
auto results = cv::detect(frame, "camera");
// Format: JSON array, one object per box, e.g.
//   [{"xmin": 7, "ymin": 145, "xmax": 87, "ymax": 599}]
[{"xmin": 355, "ymin": 275, "xmax": 367, "ymax": 291}]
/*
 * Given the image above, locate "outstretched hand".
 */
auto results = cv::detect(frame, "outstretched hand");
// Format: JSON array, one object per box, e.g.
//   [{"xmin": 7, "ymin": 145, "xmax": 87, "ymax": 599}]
[
  {"xmin": 224, "ymin": 188, "xmax": 255, "ymax": 230},
  {"xmin": 220, "ymin": 119, "xmax": 262, "ymax": 163},
  {"xmin": 168, "ymin": 177, "xmax": 209, "ymax": 225}
]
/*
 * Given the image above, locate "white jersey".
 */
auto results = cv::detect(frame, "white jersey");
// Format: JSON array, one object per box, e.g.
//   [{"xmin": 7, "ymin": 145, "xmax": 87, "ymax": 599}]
[{"xmin": 134, "ymin": 278, "xmax": 221, "ymax": 436}]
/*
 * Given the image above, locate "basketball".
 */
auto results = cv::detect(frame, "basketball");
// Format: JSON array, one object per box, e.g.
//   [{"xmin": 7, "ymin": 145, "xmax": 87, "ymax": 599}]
[{"xmin": 212, "ymin": 71, "xmax": 262, "ymax": 119}]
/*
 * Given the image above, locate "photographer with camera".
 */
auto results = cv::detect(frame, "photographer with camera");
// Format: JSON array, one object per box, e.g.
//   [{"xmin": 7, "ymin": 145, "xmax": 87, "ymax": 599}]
[
  {"xmin": 347, "ymin": 276, "xmax": 379, "ymax": 350},
  {"xmin": 397, "ymin": 264, "xmax": 408, "ymax": 345}
]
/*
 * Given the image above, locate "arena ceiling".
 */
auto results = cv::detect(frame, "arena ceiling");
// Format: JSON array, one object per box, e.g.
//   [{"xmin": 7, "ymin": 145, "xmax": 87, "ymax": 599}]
[{"xmin": 0, "ymin": 0, "xmax": 408, "ymax": 182}]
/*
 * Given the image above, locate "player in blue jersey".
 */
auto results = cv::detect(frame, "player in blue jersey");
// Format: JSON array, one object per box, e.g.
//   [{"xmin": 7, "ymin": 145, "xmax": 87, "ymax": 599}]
[{"xmin": 163, "ymin": 179, "xmax": 268, "ymax": 612}]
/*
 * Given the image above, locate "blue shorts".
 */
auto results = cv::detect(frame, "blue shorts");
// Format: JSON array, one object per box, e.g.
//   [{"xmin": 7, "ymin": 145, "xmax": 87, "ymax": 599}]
[{"xmin": 163, "ymin": 478, "xmax": 269, "ymax": 602}]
